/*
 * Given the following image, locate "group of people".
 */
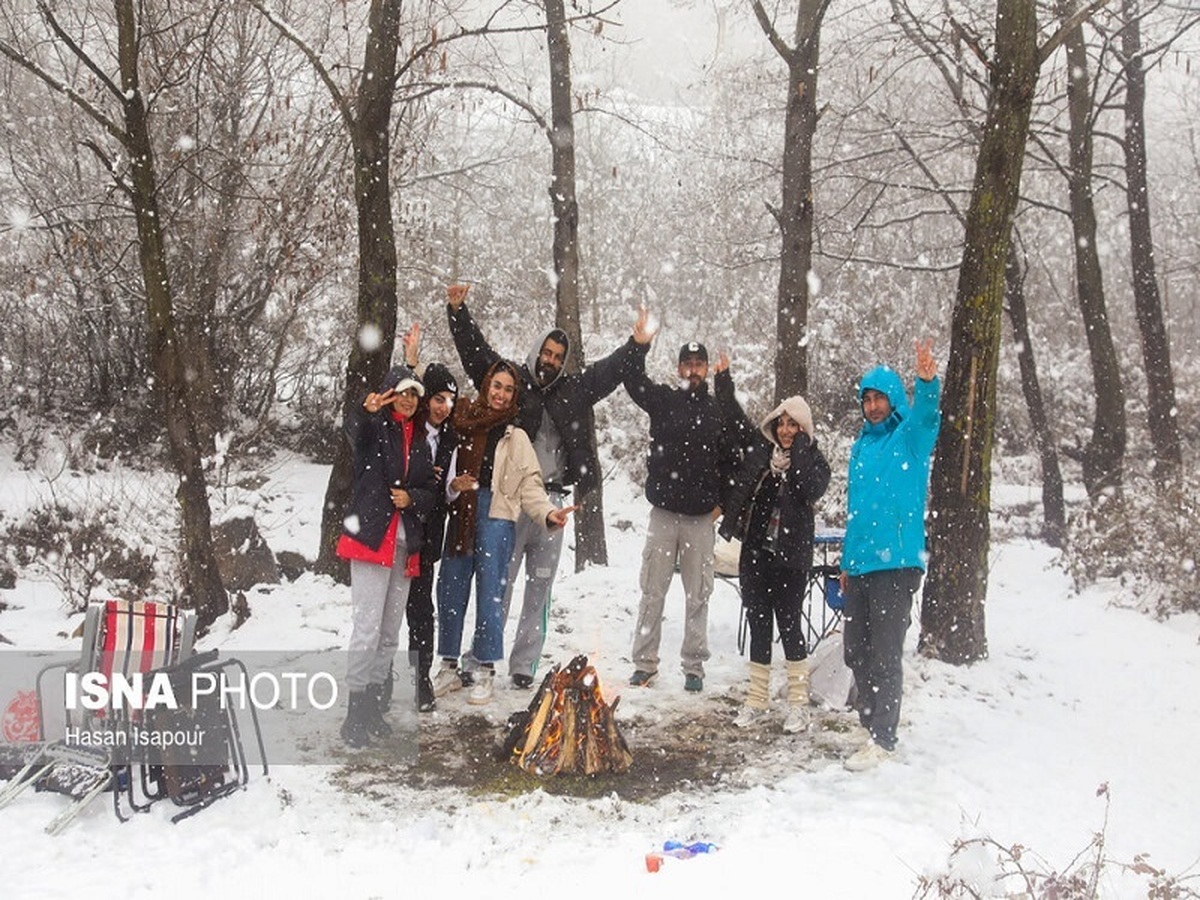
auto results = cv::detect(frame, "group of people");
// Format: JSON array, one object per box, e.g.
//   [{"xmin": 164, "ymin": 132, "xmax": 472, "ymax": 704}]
[{"xmin": 336, "ymin": 283, "xmax": 941, "ymax": 773}]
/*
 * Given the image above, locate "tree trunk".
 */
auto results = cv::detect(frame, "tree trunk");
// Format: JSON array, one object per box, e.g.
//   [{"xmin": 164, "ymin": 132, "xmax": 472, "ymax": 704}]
[
  {"xmin": 754, "ymin": 1, "xmax": 826, "ymax": 402},
  {"xmin": 921, "ymin": 0, "xmax": 1041, "ymax": 665},
  {"xmin": 315, "ymin": 0, "xmax": 403, "ymax": 580},
  {"xmin": 115, "ymin": 0, "xmax": 227, "ymax": 627},
  {"xmin": 544, "ymin": 0, "xmax": 606, "ymax": 568},
  {"xmin": 1061, "ymin": 4, "xmax": 1126, "ymax": 502},
  {"xmin": 1121, "ymin": 0, "xmax": 1182, "ymax": 487},
  {"xmin": 1005, "ymin": 246, "xmax": 1067, "ymax": 547}
]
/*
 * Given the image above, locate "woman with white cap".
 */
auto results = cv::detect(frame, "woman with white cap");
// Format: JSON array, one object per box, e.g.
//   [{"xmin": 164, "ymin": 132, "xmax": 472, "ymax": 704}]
[
  {"xmin": 335, "ymin": 364, "xmax": 438, "ymax": 747},
  {"xmin": 720, "ymin": 392, "xmax": 831, "ymax": 732}
]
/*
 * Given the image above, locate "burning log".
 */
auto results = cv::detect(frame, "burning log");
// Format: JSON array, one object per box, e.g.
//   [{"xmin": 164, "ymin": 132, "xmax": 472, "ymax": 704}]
[{"xmin": 501, "ymin": 655, "xmax": 633, "ymax": 776}]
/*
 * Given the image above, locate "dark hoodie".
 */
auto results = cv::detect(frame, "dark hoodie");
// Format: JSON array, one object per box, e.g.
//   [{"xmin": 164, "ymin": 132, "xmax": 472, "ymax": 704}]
[{"xmin": 447, "ymin": 302, "xmax": 641, "ymax": 496}]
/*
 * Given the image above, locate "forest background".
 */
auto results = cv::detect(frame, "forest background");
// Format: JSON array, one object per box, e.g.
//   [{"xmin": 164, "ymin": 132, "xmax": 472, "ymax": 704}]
[{"xmin": 0, "ymin": 0, "xmax": 1197, "ymax": 650}]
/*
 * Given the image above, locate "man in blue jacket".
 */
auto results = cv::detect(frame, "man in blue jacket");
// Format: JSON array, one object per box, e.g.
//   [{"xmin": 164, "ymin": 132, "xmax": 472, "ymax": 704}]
[{"xmin": 840, "ymin": 339, "xmax": 940, "ymax": 770}]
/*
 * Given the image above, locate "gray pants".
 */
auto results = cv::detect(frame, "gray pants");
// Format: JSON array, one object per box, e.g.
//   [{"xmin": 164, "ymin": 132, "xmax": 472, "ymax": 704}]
[
  {"xmin": 501, "ymin": 495, "xmax": 566, "ymax": 679},
  {"xmin": 347, "ymin": 534, "xmax": 411, "ymax": 692},
  {"xmin": 842, "ymin": 567, "xmax": 922, "ymax": 751},
  {"xmin": 631, "ymin": 506, "xmax": 714, "ymax": 678}
]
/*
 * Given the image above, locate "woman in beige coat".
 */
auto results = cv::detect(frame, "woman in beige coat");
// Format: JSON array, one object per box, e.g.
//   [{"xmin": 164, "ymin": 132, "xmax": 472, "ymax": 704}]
[{"xmin": 433, "ymin": 360, "xmax": 575, "ymax": 704}]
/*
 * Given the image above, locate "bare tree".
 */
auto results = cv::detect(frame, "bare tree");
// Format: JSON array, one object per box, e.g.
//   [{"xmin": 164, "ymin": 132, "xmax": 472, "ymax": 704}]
[
  {"xmin": 1058, "ymin": 0, "xmax": 1127, "ymax": 503},
  {"xmin": 0, "ymin": 0, "xmax": 228, "ymax": 625},
  {"xmin": 920, "ymin": 0, "xmax": 1105, "ymax": 664},
  {"xmin": 751, "ymin": 0, "xmax": 831, "ymax": 401},
  {"xmin": 1117, "ymin": 0, "xmax": 1191, "ymax": 486}
]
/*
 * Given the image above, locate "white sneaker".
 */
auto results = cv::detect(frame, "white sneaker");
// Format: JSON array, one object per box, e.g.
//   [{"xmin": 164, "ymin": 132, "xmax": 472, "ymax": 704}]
[
  {"xmin": 844, "ymin": 740, "xmax": 894, "ymax": 772},
  {"xmin": 733, "ymin": 705, "xmax": 769, "ymax": 728},
  {"xmin": 431, "ymin": 663, "xmax": 463, "ymax": 698},
  {"xmin": 782, "ymin": 705, "xmax": 811, "ymax": 734},
  {"xmin": 467, "ymin": 669, "xmax": 495, "ymax": 705}
]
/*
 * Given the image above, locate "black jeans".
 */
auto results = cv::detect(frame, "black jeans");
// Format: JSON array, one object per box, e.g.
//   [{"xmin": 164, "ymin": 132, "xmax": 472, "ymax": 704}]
[
  {"xmin": 842, "ymin": 568, "xmax": 922, "ymax": 750},
  {"xmin": 406, "ymin": 561, "xmax": 436, "ymax": 675},
  {"xmin": 740, "ymin": 550, "xmax": 807, "ymax": 665}
]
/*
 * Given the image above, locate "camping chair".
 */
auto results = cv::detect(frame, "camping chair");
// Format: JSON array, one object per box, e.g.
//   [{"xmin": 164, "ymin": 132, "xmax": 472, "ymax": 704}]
[{"xmin": 0, "ymin": 599, "xmax": 266, "ymax": 833}]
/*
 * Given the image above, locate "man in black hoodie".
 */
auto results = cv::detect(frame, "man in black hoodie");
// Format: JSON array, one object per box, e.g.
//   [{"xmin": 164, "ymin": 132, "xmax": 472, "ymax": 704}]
[
  {"xmin": 446, "ymin": 284, "xmax": 644, "ymax": 688},
  {"xmin": 623, "ymin": 336, "xmax": 743, "ymax": 692}
]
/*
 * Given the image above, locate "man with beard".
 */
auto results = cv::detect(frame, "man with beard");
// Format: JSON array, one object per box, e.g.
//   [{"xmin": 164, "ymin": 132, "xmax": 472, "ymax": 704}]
[
  {"xmin": 623, "ymin": 336, "xmax": 743, "ymax": 692},
  {"xmin": 445, "ymin": 283, "xmax": 646, "ymax": 689}
]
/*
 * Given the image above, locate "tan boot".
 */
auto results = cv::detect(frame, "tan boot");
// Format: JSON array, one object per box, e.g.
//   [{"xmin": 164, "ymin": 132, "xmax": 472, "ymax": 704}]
[
  {"xmin": 734, "ymin": 661, "xmax": 771, "ymax": 727},
  {"xmin": 783, "ymin": 658, "xmax": 812, "ymax": 733}
]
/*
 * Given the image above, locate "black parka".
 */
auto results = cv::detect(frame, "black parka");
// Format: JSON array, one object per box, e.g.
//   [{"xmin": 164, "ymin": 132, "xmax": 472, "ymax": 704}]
[{"xmin": 447, "ymin": 302, "xmax": 640, "ymax": 496}]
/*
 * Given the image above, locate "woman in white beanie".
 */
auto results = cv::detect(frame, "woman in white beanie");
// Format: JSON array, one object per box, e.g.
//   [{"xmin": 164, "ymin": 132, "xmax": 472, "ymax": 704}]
[{"xmin": 719, "ymin": 393, "xmax": 831, "ymax": 732}]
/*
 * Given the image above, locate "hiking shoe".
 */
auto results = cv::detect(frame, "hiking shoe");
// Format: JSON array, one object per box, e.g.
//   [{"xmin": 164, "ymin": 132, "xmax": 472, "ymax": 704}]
[
  {"xmin": 431, "ymin": 662, "xmax": 463, "ymax": 698},
  {"xmin": 733, "ymin": 706, "xmax": 769, "ymax": 728},
  {"xmin": 511, "ymin": 673, "xmax": 534, "ymax": 690},
  {"xmin": 684, "ymin": 674, "xmax": 703, "ymax": 693},
  {"xmin": 467, "ymin": 668, "xmax": 495, "ymax": 705},
  {"xmin": 844, "ymin": 740, "xmax": 894, "ymax": 772},
  {"xmin": 782, "ymin": 705, "xmax": 812, "ymax": 734},
  {"xmin": 629, "ymin": 670, "xmax": 657, "ymax": 687}
]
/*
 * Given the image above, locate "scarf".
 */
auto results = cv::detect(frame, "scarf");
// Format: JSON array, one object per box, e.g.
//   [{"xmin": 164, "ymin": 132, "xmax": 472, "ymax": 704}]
[{"xmin": 446, "ymin": 375, "xmax": 519, "ymax": 556}]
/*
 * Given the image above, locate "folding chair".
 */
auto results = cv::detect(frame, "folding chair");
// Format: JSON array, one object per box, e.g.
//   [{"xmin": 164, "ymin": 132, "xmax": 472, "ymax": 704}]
[{"xmin": 0, "ymin": 598, "xmax": 265, "ymax": 833}]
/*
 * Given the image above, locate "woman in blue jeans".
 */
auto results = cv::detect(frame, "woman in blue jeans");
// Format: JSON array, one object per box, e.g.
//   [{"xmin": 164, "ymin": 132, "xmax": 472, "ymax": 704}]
[{"xmin": 434, "ymin": 360, "xmax": 574, "ymax": 705}]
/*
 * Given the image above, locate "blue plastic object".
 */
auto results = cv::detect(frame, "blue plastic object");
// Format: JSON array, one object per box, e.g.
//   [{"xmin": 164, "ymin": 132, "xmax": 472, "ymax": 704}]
[
  {"xmin": 662, "ymin": 840, "xmax": 718, "ymax": 858},
  {"xmin": 824, "ymin": 574, "xmax": 845, "ymax": 611}
]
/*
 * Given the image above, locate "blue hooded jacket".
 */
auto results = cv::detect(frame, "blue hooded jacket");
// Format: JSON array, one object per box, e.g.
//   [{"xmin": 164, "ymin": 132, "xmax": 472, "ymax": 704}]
[{"xmin": 842, "ymin": 366, "xmax": 940, "ymax": 576}]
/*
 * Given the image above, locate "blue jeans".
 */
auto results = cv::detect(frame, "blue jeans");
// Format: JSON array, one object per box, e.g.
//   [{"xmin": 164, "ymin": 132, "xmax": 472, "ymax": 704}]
[{"xmin": 435, "ymin": 489, "xmax": 515, "ymax": 664}]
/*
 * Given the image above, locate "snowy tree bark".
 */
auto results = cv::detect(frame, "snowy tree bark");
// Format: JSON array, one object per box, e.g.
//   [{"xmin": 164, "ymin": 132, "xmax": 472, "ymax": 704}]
[
  {"xmin": 920, "ymin": 0, "xmax": 1042, "ymax": 665},
  {"xmin": 1120, "ymin": 0, "xmax": 1182, "ymax": 487},
  {"xmin": 253, "ymin": 0, "xmax": 405, "ymax": 581},
  {"xmin": 1005, "ymin": 246, "xmax": 1067, "ymax": 547},
  {"xmin": 1060, "ymin": 1, "xmax": 1126, "ymax": 503},
  {"xmin": 544, "ymin": 0, "xmax": 607, "ymax": 568},
  {"xmin": 752, "ymin": 0, "xmax": 829, "ymax": 401}
]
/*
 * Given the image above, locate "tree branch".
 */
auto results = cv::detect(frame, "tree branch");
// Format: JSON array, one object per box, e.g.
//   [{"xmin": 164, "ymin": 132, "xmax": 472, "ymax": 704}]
[{"xmin": 1039, "ymin": 0, "xmax": 1111, "ymax": 66}]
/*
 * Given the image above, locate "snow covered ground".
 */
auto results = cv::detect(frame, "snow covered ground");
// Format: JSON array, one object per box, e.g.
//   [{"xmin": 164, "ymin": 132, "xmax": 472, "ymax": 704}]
[{"xmin": 1, "ymin": 447, "xmax": 1198, "ymax": 898}]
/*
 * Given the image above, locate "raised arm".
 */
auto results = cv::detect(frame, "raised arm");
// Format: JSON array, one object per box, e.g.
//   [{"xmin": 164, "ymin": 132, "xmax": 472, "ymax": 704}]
[
  {"xmin": 907, "ymin": 338, "xmax": 941, "ymax": 458},
  {"xmin": 445, "ymin": 283, "xmax": 501, "ymax": 389}
]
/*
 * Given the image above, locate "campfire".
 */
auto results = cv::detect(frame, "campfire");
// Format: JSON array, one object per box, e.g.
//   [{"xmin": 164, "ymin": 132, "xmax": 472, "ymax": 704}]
[{"xmin": 500, "ymin": 655, "xmax": 633, "ymax": 776}]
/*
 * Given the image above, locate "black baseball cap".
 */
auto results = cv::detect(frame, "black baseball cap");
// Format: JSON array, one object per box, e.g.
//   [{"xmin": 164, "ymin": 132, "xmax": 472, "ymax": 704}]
[{"xmin": 678, "ymin": 341, "xmax": 708, "ymax": 364}]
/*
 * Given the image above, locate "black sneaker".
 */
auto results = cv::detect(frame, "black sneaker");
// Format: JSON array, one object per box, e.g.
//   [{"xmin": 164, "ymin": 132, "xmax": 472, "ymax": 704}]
[
  {"xmin": 629, "ymin": 670, "xmax": 656, "ymax": 687},
  {"xmin": 417, "ymin": 675, "xmax": 436, "ymax": 712},
  {"xmin": 511, "ymin": 673, "xmax": 534, "ymax": 689},
  {"xmin": 684, "ymin": 674, "xmax": 704, "ymax": 693}
]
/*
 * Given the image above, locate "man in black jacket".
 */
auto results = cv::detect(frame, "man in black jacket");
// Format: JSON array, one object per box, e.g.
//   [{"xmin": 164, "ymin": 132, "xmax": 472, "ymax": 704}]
[
  {"xmin": 446, "ymin": 283, "xmax": 645, "ymax": 688},
  {"xmin": 623, "ymin": 336, "xmax": 743, "ymax": 692}
]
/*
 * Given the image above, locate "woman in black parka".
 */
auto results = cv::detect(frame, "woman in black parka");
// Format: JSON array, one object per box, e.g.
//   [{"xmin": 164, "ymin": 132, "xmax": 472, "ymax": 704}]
[{"xmin": 720, "ymin": 394, "xmax": 830, "ymax": 733}]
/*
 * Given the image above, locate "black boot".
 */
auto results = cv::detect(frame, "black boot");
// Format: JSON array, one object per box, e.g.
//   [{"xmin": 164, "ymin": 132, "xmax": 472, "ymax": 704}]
[
  {"xmin": 417, "ymin": 673, "xmax": 436, "ymax": 712},
  {"xmin": 417, "ymin": 652, "xmax": 436, "ymax": 712},
  {"xmin": 377, "ymin": 664, "xmax": 395, "ymax": 713},
  {"xmin": 340, "ymin": 692, "xmax": 371, "ymax": 748},
  {"xmin": 364, "ymin": 683, "xmax": 393, "ymax": 738}
]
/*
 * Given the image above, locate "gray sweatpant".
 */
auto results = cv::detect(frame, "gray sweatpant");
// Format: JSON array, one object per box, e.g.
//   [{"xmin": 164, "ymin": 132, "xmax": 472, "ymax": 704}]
[
  {"xmin": 501, "ymin": 494, "xmax": 566, "ymax": 679},
  {"xmin": 346, "ymin": 534, "xmax": 411, "ymax": 692},
  {"xmin": 631, "ymin": 506, "xmax": 715, "ymax": 678}
]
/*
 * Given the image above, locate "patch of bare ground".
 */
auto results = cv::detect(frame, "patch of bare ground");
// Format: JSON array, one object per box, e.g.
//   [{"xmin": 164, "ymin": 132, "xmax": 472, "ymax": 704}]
[{"xmin": 330, "ymin": 699, "xmax": 864, "ymax": 804}]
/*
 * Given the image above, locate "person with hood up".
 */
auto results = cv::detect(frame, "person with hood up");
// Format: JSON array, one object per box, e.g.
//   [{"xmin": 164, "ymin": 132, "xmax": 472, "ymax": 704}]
[
  {"xmin": 335, "ymin": 364, "xmax": 438, "ymax": 747},
  {"xmin": 839, "ymin": 339, "xmax": 940, "ymax": 771},
  {"xmin": 720, "ymin": 392, "xmax": 831, "ymax": 732},
  {"xmin": 433, "ymin": 359, "xmax": 576, "ymax": 705},
  {"xmin": 623, "ymin": 331, "xmax": 744, "ymax": 693},
  {"xmin": 445, "ymin": 283, "xmax": 645, "ymax": 690}
]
